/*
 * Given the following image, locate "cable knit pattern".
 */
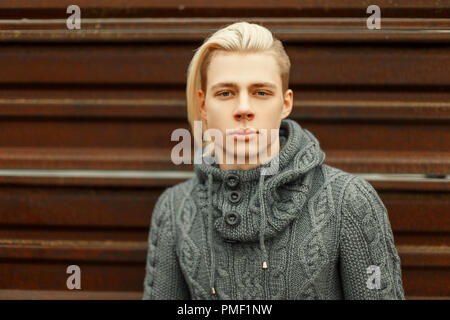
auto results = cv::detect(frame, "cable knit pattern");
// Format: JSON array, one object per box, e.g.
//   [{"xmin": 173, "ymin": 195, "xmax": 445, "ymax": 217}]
[
  {"xmin": 143, "ymin": 188, "xmax": 190, "ymax": 299},
  {"xmin": 143, "ymin": 119, "xmax": 405, "ymax": 300},
  {"xmin": 339, "ymin": 176, "xmax": 406, "ymax": 299}
]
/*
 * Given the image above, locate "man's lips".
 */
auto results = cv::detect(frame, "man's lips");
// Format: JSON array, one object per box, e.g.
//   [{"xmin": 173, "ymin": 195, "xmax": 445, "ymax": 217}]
[
  {"xmin": 227, "ymin": 128, "xmax": 259, "ymax": 141},
  {"xmin": 233, "ymin": 132, "xmax": 256, "ymax": 136},
  {"xmin": 227, "ymin": 128, "xmax": 258, "ymax": 135}
]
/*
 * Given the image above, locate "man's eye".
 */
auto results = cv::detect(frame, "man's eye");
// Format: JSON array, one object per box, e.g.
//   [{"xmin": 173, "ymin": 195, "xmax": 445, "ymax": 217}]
[
  {"xmin": 256, "ymin": 91, "xmax": 269, "ymax": 96},
  {"xmin": 218, "ymin": 91, "xmax": 232, "ymax": 97}
]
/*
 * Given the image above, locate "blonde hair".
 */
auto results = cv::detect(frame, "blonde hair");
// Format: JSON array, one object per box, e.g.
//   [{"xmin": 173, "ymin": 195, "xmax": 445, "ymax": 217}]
[{"xmin": 186, "ymin": 21, "xmax": 291, "ymax": 154}]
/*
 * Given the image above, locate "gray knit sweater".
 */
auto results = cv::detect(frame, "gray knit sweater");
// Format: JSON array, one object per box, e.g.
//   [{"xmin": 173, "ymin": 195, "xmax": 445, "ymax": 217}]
[{"xmin": 143, "ymin": 119, "xmax": 405, "ymax": 300}]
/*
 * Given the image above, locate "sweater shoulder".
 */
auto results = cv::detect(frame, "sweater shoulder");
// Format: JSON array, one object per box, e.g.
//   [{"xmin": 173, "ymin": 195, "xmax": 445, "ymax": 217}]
[
  {"xmin": 160, "ymin": 175, "xmax": 196, "ymax": 195},
  {"xmin": 153, "ymin": 177, "xmax": 198, "ymax": 216},
  {"xmin": 166, "ymin": 176, "xmax": 198, "ymax": 201},
  {"xmin": 335, "ymin": 170, "xmax": 389, "ymax": 233},
  {"xmin": 321, "ymin": 164, "xmax": 372, "ymax": 191},
  {"xmin": 318, "ymin": 164, "xmax": 377, "ymax": 218},
  {"xmin": 160, "ymin": 177, "xmax": 200, "ymax": 224},
  {"xmin": 340, "ymin": 173, "xmax": 384, "ymax": 214}
]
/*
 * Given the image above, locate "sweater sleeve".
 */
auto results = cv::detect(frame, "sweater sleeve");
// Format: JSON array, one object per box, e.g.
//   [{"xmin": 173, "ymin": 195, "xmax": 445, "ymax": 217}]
[
  {"xmin": 338, "ymin": 176, "xmax": 405, "ymax": 300},
  {"xmin": 142, "ymin": 188, "xmax": 191, "ymax": 299}
]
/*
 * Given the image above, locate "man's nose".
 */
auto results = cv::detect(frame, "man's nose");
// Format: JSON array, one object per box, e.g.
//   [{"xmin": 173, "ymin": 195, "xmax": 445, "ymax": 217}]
[{"xmin": 233, "ymin": 100, "xmax": 255, "ymax": 121}]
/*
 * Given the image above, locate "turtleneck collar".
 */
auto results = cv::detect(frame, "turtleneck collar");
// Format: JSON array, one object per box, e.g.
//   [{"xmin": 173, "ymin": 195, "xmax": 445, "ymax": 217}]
[{"xmin": 193, "ymin": 118, "xmax": 326, "ymax": 297}]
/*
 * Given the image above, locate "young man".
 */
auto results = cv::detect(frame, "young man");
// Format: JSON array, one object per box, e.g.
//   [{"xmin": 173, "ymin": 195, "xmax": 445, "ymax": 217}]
[{"xmin": 143, "ymin": 21, "xmax": 405, "ymax": 300}]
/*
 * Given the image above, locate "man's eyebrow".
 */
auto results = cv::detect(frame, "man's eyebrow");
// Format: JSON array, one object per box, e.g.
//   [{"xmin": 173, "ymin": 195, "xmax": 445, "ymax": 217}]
[
  {"xmin": 210, "ymin": 82, "xmax": 238, "ymax": 91},
  {"xmin": 252, "ymin": 82, "xmax": 277, "ymax": 89},
  {"xmin": 210, "ymin": 82, "xmax": 277, "ymax": 91}
]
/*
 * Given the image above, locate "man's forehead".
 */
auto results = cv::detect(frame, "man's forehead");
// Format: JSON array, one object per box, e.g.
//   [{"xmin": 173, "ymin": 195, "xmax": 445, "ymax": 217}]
[
  {"xmin": 210, "ymin": 81, "xmax": 278, "ymax": 91},
  {"xmin": 206, "ymin": 52, "xmax": 282, "ymax": 91}
]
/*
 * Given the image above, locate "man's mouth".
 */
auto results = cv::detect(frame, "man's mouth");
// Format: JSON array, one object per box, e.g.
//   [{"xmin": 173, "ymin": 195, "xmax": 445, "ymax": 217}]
[{"xmin": 228, "ymin": 128, "xmax": 259, "ymax": 141}]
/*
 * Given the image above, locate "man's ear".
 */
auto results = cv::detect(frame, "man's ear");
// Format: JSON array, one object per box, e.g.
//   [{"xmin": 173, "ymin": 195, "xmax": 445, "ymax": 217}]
[
  {"xmin": 198, "ymin": 89, "xmax": 207, "ymax": 121},
  {"xmin": 281, "ymin": 89, "xmax": 293, "ymax": 119}
]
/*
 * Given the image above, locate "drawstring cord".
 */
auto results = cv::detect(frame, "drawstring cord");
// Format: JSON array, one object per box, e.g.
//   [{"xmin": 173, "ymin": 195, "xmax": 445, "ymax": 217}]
[
  {"xmin": 207, "ymin": 174, "xmax": 216, "ymax": 296},
  {"xmin": 258, "ymin": 173, "xmax": 268, "ymax": 270},
  {"xmin": 207, "ymin": 170, "xmax": 268, "ymax": 297}
]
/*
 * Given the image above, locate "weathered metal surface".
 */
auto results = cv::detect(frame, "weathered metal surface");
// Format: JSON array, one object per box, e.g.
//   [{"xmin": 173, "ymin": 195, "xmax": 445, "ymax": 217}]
[{"xmin": 0, "ymin": 3, "xmax": 448, "ymax": 299}]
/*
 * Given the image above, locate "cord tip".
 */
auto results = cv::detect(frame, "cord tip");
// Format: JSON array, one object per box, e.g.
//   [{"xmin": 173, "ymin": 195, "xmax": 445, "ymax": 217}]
[
  {"xmin": 262, "ymin": 261, "xmax": 268, "ymax": 270},
  {"xmin": 210, "ymin": 287, "xmax": 216, "ymax": 295}
]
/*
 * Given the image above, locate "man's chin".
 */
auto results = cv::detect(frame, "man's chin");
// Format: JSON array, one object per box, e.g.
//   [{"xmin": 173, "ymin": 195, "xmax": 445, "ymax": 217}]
[{"xmin": 221, "ymin": 152, "xmax": 260, "ymax": 165}]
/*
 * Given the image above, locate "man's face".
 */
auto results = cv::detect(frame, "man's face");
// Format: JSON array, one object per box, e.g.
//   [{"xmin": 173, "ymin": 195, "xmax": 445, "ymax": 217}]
[{"xmin": 198, "ymin": 51, "xmax": 293, "ymax": 165}]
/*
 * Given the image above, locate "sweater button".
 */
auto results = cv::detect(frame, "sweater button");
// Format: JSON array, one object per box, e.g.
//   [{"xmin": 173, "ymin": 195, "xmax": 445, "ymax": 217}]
[
  {"xmin": 228, "ymin": 190, "xmax": 242, "ymax": 204},
  {"xmin": 225, "ymin": 173, "xmax": 239, "ymax": 189},
  {"xmin": 224, "ymin": 211, "xmax": 241, "ymax": 226}
]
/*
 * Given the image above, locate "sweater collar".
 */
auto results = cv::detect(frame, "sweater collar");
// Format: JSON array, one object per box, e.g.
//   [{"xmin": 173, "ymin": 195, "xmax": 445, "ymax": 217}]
[
  {"xmin": 194, "ymin": 118, "xmax": 326, "ymax": 242},
  {"xmin": 193, "ymin": 119, "xmax": 326, "ymax": 297}
]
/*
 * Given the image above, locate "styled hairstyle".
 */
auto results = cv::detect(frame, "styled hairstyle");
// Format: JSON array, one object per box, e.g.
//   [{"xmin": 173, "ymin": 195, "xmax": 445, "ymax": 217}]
[{"xmin": 185, "ymin": 21, "xmax": 291, "ymax": 153}]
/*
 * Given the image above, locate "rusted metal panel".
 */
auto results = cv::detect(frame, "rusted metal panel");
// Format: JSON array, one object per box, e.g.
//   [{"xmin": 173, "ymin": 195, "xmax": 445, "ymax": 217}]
[
  {"xmin": 0, "ymin": 289, "xmax": 444, "ymax": 300},
  {"xmin": 0, "ymin": 18, "xmax": 449, "ymax": 42},
  {"xmin": 0, "ymin": 239, "xmax": 146, "ymax": 262},
  {"xmin": 0, "ymin": 0, "xmax": 448, "ymax": 19},
  {"xmin": 0, "ymin": 289, "xmax": 142, "ymax": 300},
  {"xmin": 0, "ymin": 44, "xmax": 449, "ymax": 85},
  {"xmin": 0, "ymin": 6, "xmax": 447, "ymax": 299},
  {"xmin": 0, "ymin": 262, "xmax": 145, "ymax": 291},
  {"xmin": 402, "ymin": 267, "xmax": 450, "ymax": 296}
]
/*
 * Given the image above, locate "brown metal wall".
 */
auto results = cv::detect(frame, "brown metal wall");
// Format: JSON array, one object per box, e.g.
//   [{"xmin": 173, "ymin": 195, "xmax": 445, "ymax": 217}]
[{"xmin": 0, "ymin": 1, "xmax": 449, "ymax": 299}]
